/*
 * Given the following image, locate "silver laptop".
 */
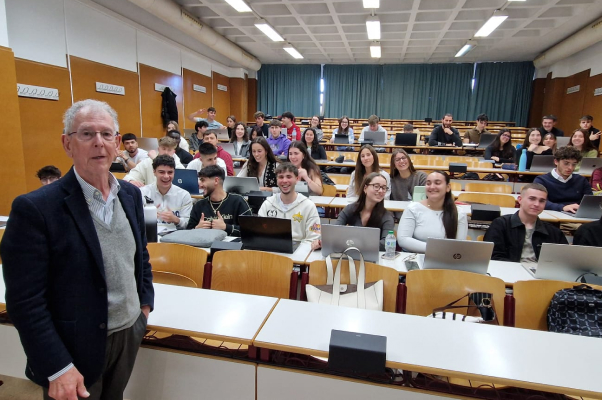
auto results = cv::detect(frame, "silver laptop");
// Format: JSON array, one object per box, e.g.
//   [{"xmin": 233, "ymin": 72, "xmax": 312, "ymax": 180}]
[
  {"xmin": 321, "ymin": 225, "xmax": 380, "ymax": 263},
  {"xmin": 528, "ymin": 155, "xmax": 555, "ymax": 172},
  {"xmin": 295, "ymin": 181, "xmax": 309, "ymax": 194},
  {"xmin": 563, "ymin": 195, "xmax": 602, "ymax": 219},
  {"xmin": 220, "ymin": 142, "xmax": 236, "ymax": 156},
  {"xmin": 136, "ymin": 137, "xmax": 159, "ymax": 151},
  {"xmin": 223, "ymin": 177, "xmax": 260, "ymax": 194},
  {"xmin": 207, "ymin": 128, "xmax": 229, "ymax": 141},
  {"xmin": 579, "ymin": 158, "xmax": 601, "ymax": 176},
  {"xmin": 423, "ymin": 238, "xmax": 494, "ymax": 274},
  {"xmin": 363, "ymin": 130, "xmax": 387, "ymax": 145},
  {"xmin": 535, "ymin": 243, "xmax": 602, "ymax": 281},
  {"xmin": 556, "ymin": 137, "xmax": 570, "ymax": 147}
]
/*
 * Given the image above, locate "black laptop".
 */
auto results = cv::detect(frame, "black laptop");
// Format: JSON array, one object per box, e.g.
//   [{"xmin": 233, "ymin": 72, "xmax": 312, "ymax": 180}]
[
  {"xmin": 477, "ymin": 133, "xmax": 496, "ymax": 148},
  {"xmin": 172, "ymin": 169, "xmax": 199, "ymax": 195},
  {"xmin": 395, "ymin": 133, "xmax": 417, "ymax": 146},
  {"xmin": 238, "ymin": 215, "xmax": 301, "ymax": 254},
  {"xmin": 333, "ymin": 134, "xmax": 350, "ymax": 144}
]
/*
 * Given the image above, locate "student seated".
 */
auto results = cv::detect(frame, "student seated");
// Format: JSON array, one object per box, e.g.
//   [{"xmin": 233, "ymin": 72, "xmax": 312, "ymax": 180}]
[
  {"xmin": 124, "ymin": 136, "xmax": 184, "ymax": 187},
  {"xmin": 167, "ymin": 130, "xmax": 193, "ymax": 164},
  {"xmin": 305, "ymin": 116, "xmax": 324, "ymax": 141},
  {"xmin": 533, "ymin": 146, "xmax": 593, "ymax": 212},
  {"xmin": 258, "ymin": 162, "xmax": 321, "ymax": 249},
  {"xmin": 193, "ymin": 130, "xmax": 234, "ymax": 176},
  {"xmin": 167, "ymin": 120, "xmax": 189, "ymax": 152},
  {"xmin": 287, "ymin": 141, "xmax": 323, "ymax": 195},
  {"xmin": 568, "ymin": 128, "xmax": 598, "ymax": 171},
  {"xmin": 543, "ymin": 132, "xmax": 557, "ymax": 153},
  {"xmin": 428, "ymin": 113, "xmax": 462, "ymax": 147},
  {"xmin": 397, "ymin": 171, "xmax": 468, "ymax": 253},
  {"xmin": 484, "ymin": 129, "xmax": 515, "ymax": 164},
  {"xmin": 573, "ymin": 216, "xmax": 602, "ymax": 247},
  {"xmin": 140, "ymin": 155, "xmax": 192, "ymax": 233},
  {"xmin": 116, "ymin": 133, "xmax": 149, "ymax": 171},
  {"xmin": 187, "ymin": 106, "xmax": 224, "ymax": 129},
  {"xmin": 229, "ymin": 122, "xmax": 250, "ymax": 159},
  {"xmin": 516, "ymin": 128, "xmax": 552, "ymax": 170},
  {"xmin": 187, "ymin": 165, "xmax": 252, "ymax": 236},
  {"xmin": 186, "ymin": 142, "xmax": 227, "ymax": 175},
  {"xmin": 253, "ymin": 111, "xmax": 269, "ymax": 137},
  {"xmin": 190, "ymin": 120, "xmax": 208, "ymax": 153},
  {"xmin": 463, "ymin": 113, "xmax": 490, "ymax": 144},
  {"xmin": 302, "ymin": 128, "xmax": 327, "ymax": 160},
  {"xmin": 483, "ymin": 183, "xmax": 567, "ymax": 269},
  {"xmin": 358, "ymin": 114, "xmax": 387, "ymax": 144},
  {"xmin": 238, "ymin": 137, "xmax": 280, "ymax": 191},
  {"xmin": 267, "ymin": 119, "xmax": 291, "ymax": 157},
  {"xmin": 330, "ymin": 115, "xmax": 354, "ymax": 150},
  {"xmin": 334, "ymin": 172, "xmax": 394, "ymax": 251},
  {"xmin": 36, "ymin": 165, "xmax": 61, "ymax": 186},
  {"xmin": 389, "ymin": 149, "xmax": 427, "ymax": 201},
  {"xmin": 347, "ymin": 145, "xmax": 390, "ymax": 200},
  {"xmin": 281, "ymin": 111, "xmax": 301, "ymax": 141}
]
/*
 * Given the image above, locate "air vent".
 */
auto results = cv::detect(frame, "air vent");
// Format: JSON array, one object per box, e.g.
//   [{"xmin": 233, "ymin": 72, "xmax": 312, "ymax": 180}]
[{"xmin": 181, "ymin": 9, "xmax": 203, "ymax": 29}]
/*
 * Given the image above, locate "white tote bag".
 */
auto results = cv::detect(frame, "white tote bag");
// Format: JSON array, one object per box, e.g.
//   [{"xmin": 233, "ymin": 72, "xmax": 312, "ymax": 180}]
[{"xmin": 306, "ymin": 247, "xmax": 384, "ymax": 311}]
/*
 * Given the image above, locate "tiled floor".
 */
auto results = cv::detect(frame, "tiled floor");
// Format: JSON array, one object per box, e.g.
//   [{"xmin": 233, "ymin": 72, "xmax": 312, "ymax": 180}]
[{"xmin": 0, "ymin": 375, "xmax": 42, "ymax": 399}]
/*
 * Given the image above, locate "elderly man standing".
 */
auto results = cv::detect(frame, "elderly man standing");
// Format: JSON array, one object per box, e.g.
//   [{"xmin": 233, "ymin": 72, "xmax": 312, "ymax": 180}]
[{"xmin": 1, "ymin": 99, "xmax": 154, "ymax": 400}]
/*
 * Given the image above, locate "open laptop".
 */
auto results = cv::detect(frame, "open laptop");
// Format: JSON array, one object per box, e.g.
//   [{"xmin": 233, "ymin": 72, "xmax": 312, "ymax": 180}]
[
  {"xmin": 535, "ymin": 243, "xmax": 602, "ymax": 281},
  {"xmin": 562, "ymin": 195, "xmax": 602, "ymax": 219},
  {"xmin": 556, "ymin": 136, "xmax": 570, "ymax": 147},
  {"xmin": 207, "ymin": 128, "xmax": 229, "ymax": 141},
  {"xmin": 363, "ymin": 130, "xmax": 387, "ymax": 145},
  {"xmin": 320, "ymin": 225, "xmax": 380, "ymax": 263},
  {"xmin": 422, "ymin": 238, "xmax": 494, "ymax": 274},
  {"xmin": 528, "ymin": 155, "xmax": 555, "ymax": 172},
  {"xmin": 395, "ymin": 133, "xmax": 417, "ymax": 146},
  {"xmin": 220, "ymin": 142, "xmax": 236, "ymax": 157},
  {"xmin": 295, "ymin": 181, "xmax": 309, "ymax": 194},
  {"xmin": 333, "ymin": 134, "xmax": 350, "ymax": 144},
  {"xmin": 223, "ymin": 176, "xmax": 260, "ymax": 195},
  {"xmin": 136, "ymin": 137, "xmax": 159, "ymax": 152},
  {"xmin": 477, "ymin": 133, "xmax": 496, "ymax": 148},
  {"xmin": 238, "ymin": 215, "xmax": 301, "ymax": 254},
  {"xmin": 579, "ymin": 158, "xmax": 601, "ymax": 176},
  {"xmin": 173, "ymin": 169, "xmax": 199, "ymax": 195}
]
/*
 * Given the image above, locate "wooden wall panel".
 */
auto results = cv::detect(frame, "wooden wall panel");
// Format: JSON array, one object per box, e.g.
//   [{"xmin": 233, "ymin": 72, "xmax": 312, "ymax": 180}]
[
  {"xmin": 528, "ymin": 78, "xmax": 546, "ymax": 128},
  {"xmin": 583, "ymin": 73, "xmax": 602, "ymax": 150},
  {"xmin": 15, "ymin": 59, "xmax": 72, "ymax": 193},
  {"xmin": 139, "ymin": 63, "xmax": 182, "ymax": 138},
  {"xmin": 541, "ymin": 72, "xmax": 565, "ymax": 121},
  {"xmin": 70, "ymin": 56, "xmax": 141, "ymax": 136},
  {"xmin": 229, "ymin": 76, "xmax": 247, "ymax": 124},
  {"xmin": 212, "ymin": 72, "xmax": 230, "ymax": 123},
  {"xmin": 0, "ymin": 47, "xmax": 27, "ymax": 214},
  {"xmin": 557, "ymin": 70, "xmax": 589, "ymax": 134},
  {"xmin": 182, "ymin": 68, "xmax": 212, "ymax": 130},
  {"xmin": 247, "ymin": 78, "xmax": 257, "ymax": 122}
]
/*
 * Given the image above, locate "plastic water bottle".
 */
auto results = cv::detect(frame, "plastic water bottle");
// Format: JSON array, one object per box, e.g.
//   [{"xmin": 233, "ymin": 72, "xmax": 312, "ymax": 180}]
[
  {"xmin": 389, "ymin": 135, "xmax": 395, "ymax": 145},
  {"xmin": 143, "ymin": 196, "xmax": 158, "ymax": 243},
  {"xmin": 385, "ymin": 231, "xmax": 396, "ymax": 258},
  {"xmin": 518, "ymin": 148, "xmax": 527, "ymax": 172}
]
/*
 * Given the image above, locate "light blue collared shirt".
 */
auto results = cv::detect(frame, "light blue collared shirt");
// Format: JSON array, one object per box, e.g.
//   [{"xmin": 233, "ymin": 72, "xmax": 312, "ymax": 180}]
[{"xmin": 74, "ymin": 168, "xmax": 120, "ymax": 225}]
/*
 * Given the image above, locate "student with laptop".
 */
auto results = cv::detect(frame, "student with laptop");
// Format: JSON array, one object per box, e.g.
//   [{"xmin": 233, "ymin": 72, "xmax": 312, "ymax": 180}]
[
  {"xmin": 166, "ymin": 130, "xmax": 193, "ymax": 164},
  {"xmin": 389, "ymin": 149, "xmax": 427, "ymax": 201},
  {"xmin": 124, "ymin": 136, "xmax": 184, "ymax": 187},
  {"xmin": 229, "ymin": 122, "xmax": 250, "ymax": 159},
  {"xmin": 330, "ymin": 115, "xmax": 354, "ymax": 150},
  {"xmin": 140, "ymin": 155, "xmax": 192, "ymax": 233},
  {"xmin": 186, "ymin": 142, "xmax": 228, "ymax": 175},
  {"xmin": 302, "ymin": 128, "xmax": 327, "ymax": 160},
  {"xmin": 358, "ymin": 114, "xmax": 387, "ymax": 144},
  {"xmin": 191, "ymin": 130, "xmax": 234, "ymax": 176},
  {"xmin": 484, "ymin": 129, "xmax": 516, "ymax": 164},
  {"xmin": 347, "ymin": 145, "xmax": 391, "ymax": 200},
  {"xmin": 428, "ymin": 113, "xmax": 462, "ymax": 148},
  {"xmin": 483, "ymin": 183, "xmax": 567, "ymax": 267},
  {"xmin": 191, "ymin": 120, "xmax": 208, "ymax": 153},
  {"xmin": 238, "ymin": 137, "xmax": 280, "ymax": 191},
  {"xmin": 533, "ymin": 146, "xmax": 593, "ymax": 212},
  {"xmin": 463, "ymin": 113, "xmax": 490, "ymax": 144},
  {"xmin": 397, "ymin": 171, "xmax": 468, "ymax": 253},
  {"xmin": 287, "ymin": 141, "xmax": 323, "ymax": 195},
  {"xmin": 568, "ymin": 128, "xmax": 598, "ymax": 171},
  {"xmin": 258, "ymin": 162, "xmax": 321, "ymax": 249},
  {"xmin": 187, "ymin": 106, "xmax": 224, "ymax": 129},
  {"xmin": 543, "ymin": 133, "xmax": 558, "ymax": 153},
  {"xmin": 573, "ymin": 216, "xmax": 602, "ymax": 247},
  {"xmin": 516, "ymin": 128, "xmax": 553, "ymax": 177},
  {"xmin": 187, "ymin": 165, "xmax": 252, "ymax": 236},
  {"xmin": 267, "ymin": 119, "xmax": 291, "ymax": 157},
  {"xmin": 334, "ymin": 172, "xmax": 394, "ymax": 251},
  {"xmin": 116, "ymin": 133, "xmax": 149, "ymax": 171}
]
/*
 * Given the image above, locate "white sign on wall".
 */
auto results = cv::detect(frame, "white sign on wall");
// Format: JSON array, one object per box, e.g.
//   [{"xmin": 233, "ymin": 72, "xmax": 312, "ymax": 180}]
[
  {"xmin": 594, "ymin": 88, "xmax": 602, "ymax": 97},
  {"xmin": 217, "ymin": 84, "xmax": 228, "ymax": 92},
  {"xmin": 566, "ymin": 85, "xmax": 580, "ymax": 94},
  {"xmin": 155, "ymin": 83, "xmax": 169, "ymax": 92},
  {"xmin": 17, "ymin": 84, "xmax": 59, "ymax": 101},
  {"xmin": 193, "ymin": 84, "xmax": 207, "ymax": 93},
  {"xmin": 96, "ymin": 82, "xmax": 125, "ymax": 96}
]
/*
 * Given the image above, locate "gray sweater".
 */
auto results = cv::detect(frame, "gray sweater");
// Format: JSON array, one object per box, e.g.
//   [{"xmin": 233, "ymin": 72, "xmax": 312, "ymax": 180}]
[
  {"xmin": 390, "ymin": 171, "xmax": 427, "ymax": 201},
  {"xmin": 334, "ymin": 203, "xmax": 395, "ymax": 251}
]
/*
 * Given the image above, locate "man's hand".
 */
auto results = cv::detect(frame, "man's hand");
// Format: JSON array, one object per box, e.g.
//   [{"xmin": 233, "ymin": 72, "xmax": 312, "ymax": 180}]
[
  {"xmin": 491, "ymin": 156, "xmax": 500, "ymax": 162},
  {"xmin": 311, "ymin": 239, "xmax": 321, "ymax": 251},
  {"xmin": 297, "ymin": 168, "xmax": 309, "ymax": 181},
  {"xmin": 195, "ymin": 213, "xmax": 212, "ymax": 229},
  {"xmin": 129, "ymin": 181, "xmax": 144, "ymax": 188},
  {"xmin": 48, "ymin": 367, "xmax": 89, "ymax": 400},
  {"xmin": 590, "ymin": 132, "xmax": 601, "ymax": 142},
  {"xmin": 147, "ymin": 150, "xmax": 157, "ymax": 160},
  {"xmin": 118, "ymin": 150, "xmax": 129, "ymax": 159},
  {"xmin": 157, "ymin": 210, "xmax": 179, "ymax": 224},
  {"xmin": 563, "ymin": 204, "xmax": 579, "ymax": 213},
  {"xmin": 444, "ymin": 128, "xmax": 453, "ymax": 136},
  {"xmin": 141, "ymin": 305, "xmax": 151, "ymax": 319},
  {"xmin": 211, "ymin": 211, "xmax": 226, "ymax": 231}
]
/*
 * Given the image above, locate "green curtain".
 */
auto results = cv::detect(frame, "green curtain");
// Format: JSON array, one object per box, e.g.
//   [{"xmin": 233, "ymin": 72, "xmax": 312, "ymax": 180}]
[
  {"xmin": 469, "ymin": 61, "xmax": 535, "ymax": 126},
  {"xmin": 257, "ymin": 64, "xmax": 321, "ymax": 118},
  {"xmin": 323, "ymin": 65, "xmax": 383, "ymax": 119}
]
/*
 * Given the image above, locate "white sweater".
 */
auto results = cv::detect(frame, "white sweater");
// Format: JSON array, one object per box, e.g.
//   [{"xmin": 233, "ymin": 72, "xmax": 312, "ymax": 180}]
[
  {"xmin": 346, "ymin": 170, "xmax": 391, "ymax": 200},
  {"xmin": 258, "ymin": 193, "xmax": 321, "ymax": 242},
  {"xmin": 123, "ymin": 154, "xmax": 184, "ymax": 185},
  {"xmin": 186, "ymin": 157, "xmax": 227, "ymax": 175},
  {"xmin": 397, "ymin": 201, "xmax": 468, "ymax": 253},
  {"xmin": 140, "ymin": 183, "xmax": 192, "ymax": 231}
]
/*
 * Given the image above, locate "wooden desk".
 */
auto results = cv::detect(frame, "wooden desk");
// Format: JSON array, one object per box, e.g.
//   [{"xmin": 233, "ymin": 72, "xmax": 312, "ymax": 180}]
[{"xmin": 254, "ymin": 299, "xmax": 602, "ymax": 398}]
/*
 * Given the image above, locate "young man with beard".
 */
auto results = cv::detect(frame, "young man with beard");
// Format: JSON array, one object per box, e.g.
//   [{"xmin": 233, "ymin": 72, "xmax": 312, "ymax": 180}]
[
  {"xmin": 428, "ymin": 113, "xmax": 462, "ymax": 147},
  {"xmin": 116, "ymin": 133, "xmax": 149, "ymax": 171},
  {"xmin": 186, "ymin": 165, "xmax": 252, "ymax": 236},
  {"xmin": 124, "ymin": 136, "xmax": 184, "ymax": 187}
]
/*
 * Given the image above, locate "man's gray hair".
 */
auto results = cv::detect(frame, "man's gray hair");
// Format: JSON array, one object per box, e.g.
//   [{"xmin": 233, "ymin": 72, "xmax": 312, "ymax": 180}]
[{"xmin": 63, "ymin": 99, "xmax": 119, "ymax": 134}]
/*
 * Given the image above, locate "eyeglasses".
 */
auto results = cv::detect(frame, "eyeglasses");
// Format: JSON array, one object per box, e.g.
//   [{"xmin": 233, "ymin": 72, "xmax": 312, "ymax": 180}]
[
  {"xmin": 367, "ymin": 183, "xmax": 388, "ymax": 192},
  {"xmin": 68, "ymin": 130, "xmax": 117, "ymax": 142},
  {"xmin": 394, "ymin": 156, "xmax": 408, "ymax": 162}
]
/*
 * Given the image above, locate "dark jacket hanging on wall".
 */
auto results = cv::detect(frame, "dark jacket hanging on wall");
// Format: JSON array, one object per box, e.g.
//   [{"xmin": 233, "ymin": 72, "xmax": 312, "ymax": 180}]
[{"xmin": 161, "ymin": 87, "xmax": 178, "ymax": 128}]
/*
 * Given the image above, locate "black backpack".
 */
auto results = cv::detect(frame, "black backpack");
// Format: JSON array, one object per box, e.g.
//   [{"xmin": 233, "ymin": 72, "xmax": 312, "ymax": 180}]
[{"xmin": 547, "ymin": 284, "xmax": 602, "ymax": 337}]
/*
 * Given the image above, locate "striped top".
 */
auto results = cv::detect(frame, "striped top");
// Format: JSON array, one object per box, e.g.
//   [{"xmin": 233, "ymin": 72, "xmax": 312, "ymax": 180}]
[{"xmin": 74, "ymin": 168, "xmax": 120, "ymax": 225}]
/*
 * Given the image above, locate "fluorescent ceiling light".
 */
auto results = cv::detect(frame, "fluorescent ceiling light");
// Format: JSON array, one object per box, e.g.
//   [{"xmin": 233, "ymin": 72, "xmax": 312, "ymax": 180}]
[
  {"xmin": 283, "ymin": 45, "xmax": 303, "ymax": 59},
  {"xmin": 370, "ymin": 43, "xmax": 381, "ymax": 58},
  {"xmin": 474, "ymin": 11, "xmax": 508, "ymax": 37},
  {"xmin": 255, "ymin": 20, "xmax": 284, "ymax": 42},
  {"xmin": 366, "ymin": 16, "xmax": 381, "ymax": 40},
  {"xmin": 455, "ymin": 40, "xmax": 477, "ymax": 57},
  {"xmin": 363, "ymin": 0, "xmax": 380, "ymax": 8},
  {"xmin": 224, "ymin": 0, "xmax": 252, "ymax": 12}
]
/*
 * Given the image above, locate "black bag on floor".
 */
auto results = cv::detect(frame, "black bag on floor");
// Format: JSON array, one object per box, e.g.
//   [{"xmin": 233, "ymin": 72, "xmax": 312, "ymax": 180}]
[{"xmin": 547, "ymin": 284, "xmax": 602, "ymax": 337}]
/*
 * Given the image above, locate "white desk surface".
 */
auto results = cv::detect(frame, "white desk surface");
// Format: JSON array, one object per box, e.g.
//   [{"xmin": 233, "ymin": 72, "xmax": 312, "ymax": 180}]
[
  {"xmin": 254, "ymin": 299, "xmax": 602, "ymax": 398},
  {"xmin": 334, "ymin": 184, "xmax": 348, "ymax": 192},
  {"xmin": 453, "ymin": 191, "xmax": 519, "ymax": 200},
  {"xmin": 329, "ymin": 197, "xmax": 352, "ymax": 208},
  {"xmin": 266, "ymin": 241, "xmax": 313, "ymax": 264},
  {"xmin": 0, "ymin": 216, "xmax": 8, "ymax": 222},
  {"xmin": 383, "ymin": 200, "xmax": 409, "ymax": 211},
  {"xmin": 543, "ymin": 210, "xmax": 598, "ymax": 223},
  {"xmin": 309, "ymin": 196, "xmax": 335, "ymax": 207},
  {"xmin": 148, "ymin": 283, "xmax": 278, "ymax": 344}
]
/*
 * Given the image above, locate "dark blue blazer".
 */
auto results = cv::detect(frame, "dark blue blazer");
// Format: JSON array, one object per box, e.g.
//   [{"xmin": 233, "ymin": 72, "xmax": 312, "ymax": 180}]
[{"xmin": 0, "ymin": 168, "xmax": 154, "ymax": 387}]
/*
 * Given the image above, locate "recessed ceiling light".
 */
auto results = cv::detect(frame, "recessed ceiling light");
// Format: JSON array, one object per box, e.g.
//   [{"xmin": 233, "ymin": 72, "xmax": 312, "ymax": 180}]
[
  {"xmin": 370, "ymin": 42, "xmax": 381, "ymax": 58},
  {"xmin": 224, "ymin": 0, "xmax": 252, "ymax": 12},
  {"xmin": 363, "ymin": 0, "xmax": 380, "ymax": 8},
  {"xmin": 474, "ymin": 11, "xmax": 508, "ymax": 37},
  {"xmin": 366, "ymin": 16, "xmax": 381, "ymax": 40},
  {"xmin": 284, "ymin": 45, "xmax": 303, "ymax": 59},
  {"xmin": 255, "ymin": 20, "xmax": 284, "ymax": 42}
]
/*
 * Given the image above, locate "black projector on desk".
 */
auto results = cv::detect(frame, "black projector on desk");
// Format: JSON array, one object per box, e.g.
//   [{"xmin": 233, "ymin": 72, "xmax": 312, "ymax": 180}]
[
  {"xmin": 471, "ymin": 204, "xmax": 501, "ymax": 222},
  {"xmin": 328, "ymin": 330, "xmax": 386, "ymax": 375}
]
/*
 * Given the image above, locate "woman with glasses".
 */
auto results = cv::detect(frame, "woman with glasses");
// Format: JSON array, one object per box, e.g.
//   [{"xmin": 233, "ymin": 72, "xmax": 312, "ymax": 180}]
[
  {"xmin": 330, "ymin": 115, "xmax": 354, "ymax": 151},
  {"xmin": 390, "ymin": 149, "xmax": 427, "ymax": 201},
  {"xmin": 334, "ymin": 172, "xmax": 394, "ymax": 251},
  {"xmin": 397, "ymin": 171, "xmax": 467, "ymax": 253},
  {"xmin": 347, "ymin": 145, "xmax": 391, "ymax": 200},
  {"xmin": 485, "ymin": 129, "xmax": 516, "ymax": 164},
  {"xmin": 305, "ymin": 115, "xmax": 324, "ymax": 142}
]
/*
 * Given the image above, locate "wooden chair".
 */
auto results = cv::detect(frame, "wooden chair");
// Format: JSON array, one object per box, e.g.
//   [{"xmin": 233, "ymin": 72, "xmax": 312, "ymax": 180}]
[
  {"xmin": 302, "ymin": 260, "xmax": 400, "ymax": 313},
  {"xmin": 321, "ymin": 184, "xmax": 336, "ymax": 197},
  {"xmin": 377, "ymin": 153, "xmax": 391, "ymax": 165},
  {"xmin": 449, "ymin": 182, "xmax": 461, "ymax": 191},
  {"xmin": 457, "ymin": 192, "xmax": 516, "ymax": 208},
  {"xmin": 404, "ymin": 269, "xmax": 507, "ymax": 325},
  {"xmin": 113, "ymin": 172, "xmax": 126, "ymax": 179},
  {"xmin": 210, "ymin": 250, "xmax": 295, "ymax": 299},
  {"xmin": 477, "ymin": 235, "xmax": 484, "ymax": 241},
  {"xmin": 328, "ymin": 174, "xmax": 351, "ymax": 185},
  {"xmin": 147, "ymin": 243, "xmax": 207, "ymax": 288},
  {"xmin": 513, "ymin": 280, "xmax": 602, "ymax": 331},
  {"xmin": 464, "ymin": 182, "xmax": 513, "ymax": 194}
]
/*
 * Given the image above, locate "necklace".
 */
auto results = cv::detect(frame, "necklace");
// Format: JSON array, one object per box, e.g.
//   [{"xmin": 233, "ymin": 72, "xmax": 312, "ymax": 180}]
[{"xmin": 210, "ymin": 194, "xmax": 228, "ymax": 214}]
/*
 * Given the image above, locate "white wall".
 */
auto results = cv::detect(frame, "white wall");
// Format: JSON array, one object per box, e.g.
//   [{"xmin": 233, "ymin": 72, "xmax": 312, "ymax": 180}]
[
  {"xmin": 536, "ymin": 40, "xmax": 602, "ymax": 79},
  {"xmin": 0, "ymin": 0, "xmax": 9, "ymax": 48}
]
